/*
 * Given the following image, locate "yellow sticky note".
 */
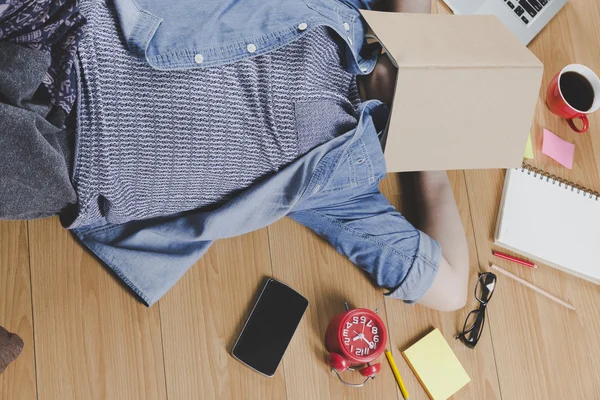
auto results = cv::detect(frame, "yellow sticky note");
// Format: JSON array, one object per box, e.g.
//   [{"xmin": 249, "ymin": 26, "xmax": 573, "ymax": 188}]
[
  {"xmin": 524, "ymin": 132, "xmax": 534, "ymax": 159},
  {"xmin": 403, "ymin": 328, "xmax": 470, "ymax": 400}
]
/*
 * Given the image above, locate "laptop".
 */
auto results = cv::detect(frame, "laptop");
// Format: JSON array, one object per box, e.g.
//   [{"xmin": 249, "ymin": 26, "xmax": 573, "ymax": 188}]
[{"xmin": 442, "ymin": 0, "xmax": 567, "ymax": 45}]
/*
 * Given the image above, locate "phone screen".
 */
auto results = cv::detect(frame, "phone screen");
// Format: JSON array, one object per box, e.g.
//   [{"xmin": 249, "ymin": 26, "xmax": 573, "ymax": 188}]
[{"xmin": 232, "ymin": 279, "xmax": 308, "ymax": 377}]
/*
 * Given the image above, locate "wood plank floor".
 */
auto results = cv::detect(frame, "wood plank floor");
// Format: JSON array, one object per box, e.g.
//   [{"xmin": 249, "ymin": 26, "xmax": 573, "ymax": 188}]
[
  {"xmin": 1, "ymin": 0, "xmax": 600, "ymax": 399},
  {"xmin": 0, "ymin": 221, "xmax": 36, "ymax": 400}
]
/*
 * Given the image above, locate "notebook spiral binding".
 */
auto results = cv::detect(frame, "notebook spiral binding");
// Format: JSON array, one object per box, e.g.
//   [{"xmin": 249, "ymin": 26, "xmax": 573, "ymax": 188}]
[{"xmin": 520, "ymin": 163, "xmax": 600, "ymax": 201}]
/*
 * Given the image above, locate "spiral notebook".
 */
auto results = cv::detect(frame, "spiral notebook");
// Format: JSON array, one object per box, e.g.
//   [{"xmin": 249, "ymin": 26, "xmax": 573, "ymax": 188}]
[{"xmin": 495, "ymin": 165, "xmax": 600, "ymax": 284}]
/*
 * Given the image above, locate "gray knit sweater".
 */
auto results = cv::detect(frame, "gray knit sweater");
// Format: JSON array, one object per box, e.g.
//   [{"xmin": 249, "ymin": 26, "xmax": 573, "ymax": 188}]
[{"xmin": 68, "ymin": 0, "xmax": 361, "ymax": 228}]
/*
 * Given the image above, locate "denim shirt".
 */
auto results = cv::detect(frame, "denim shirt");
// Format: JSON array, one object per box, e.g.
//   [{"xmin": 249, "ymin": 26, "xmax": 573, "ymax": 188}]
[
  {"xmin": 112, "ymin": 0, "xmax": 381, "ymax": 72},
  {"xmin": 72, "ymin": 101, "xmax": 441, "ymax": 306}
]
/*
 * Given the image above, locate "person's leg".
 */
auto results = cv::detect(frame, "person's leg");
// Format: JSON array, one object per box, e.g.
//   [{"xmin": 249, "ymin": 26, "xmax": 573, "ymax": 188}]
[{"xmin": 411, "ymin": 172, "xmax": 470, "ymax": 310}]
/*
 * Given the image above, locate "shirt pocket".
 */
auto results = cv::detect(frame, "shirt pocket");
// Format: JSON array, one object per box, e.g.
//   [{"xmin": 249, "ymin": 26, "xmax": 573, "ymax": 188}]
[{"xmin": 294, "ymin": 99, "xmax": 358, "ymax": 156}]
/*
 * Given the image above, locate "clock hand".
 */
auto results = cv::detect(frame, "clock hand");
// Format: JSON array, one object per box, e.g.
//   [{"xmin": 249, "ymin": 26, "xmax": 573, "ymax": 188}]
[
  {"xmin": 360, "ymin": 325, "xmax": 372, "ymax": 347},
  {"xmin": 358, "ymin": 336, "xmax": 375, "ymax": 349}
]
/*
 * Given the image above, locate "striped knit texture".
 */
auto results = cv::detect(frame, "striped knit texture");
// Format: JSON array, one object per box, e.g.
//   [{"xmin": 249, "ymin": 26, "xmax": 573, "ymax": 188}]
[{"xmin": 71, "ymin": 0, "xmax": 361, "ymax": 227}]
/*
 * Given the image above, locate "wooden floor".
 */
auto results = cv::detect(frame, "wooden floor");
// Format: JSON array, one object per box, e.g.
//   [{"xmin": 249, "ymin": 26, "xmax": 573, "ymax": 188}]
[{"xmin": 2, "ymin": 1, "xmax": 600, "ymax": 399}]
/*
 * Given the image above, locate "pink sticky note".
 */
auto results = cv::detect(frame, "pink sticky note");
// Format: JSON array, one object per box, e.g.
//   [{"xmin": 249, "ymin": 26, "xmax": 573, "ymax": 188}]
[{"xmin": 542, "ymin": 129, "xmax": 575, "ymax": 169}]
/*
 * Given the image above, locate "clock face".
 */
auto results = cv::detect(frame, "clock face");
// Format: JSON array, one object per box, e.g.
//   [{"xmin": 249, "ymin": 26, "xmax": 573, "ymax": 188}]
[{"xmin": 340, "ymin": 311, "xmax": 385, "ymax": 360}]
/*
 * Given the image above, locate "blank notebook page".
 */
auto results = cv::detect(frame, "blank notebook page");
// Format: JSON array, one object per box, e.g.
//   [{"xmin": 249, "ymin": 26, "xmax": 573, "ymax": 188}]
[{"xmin": 495, "ymin": 167, "xmax": 600, "ymax": 284}]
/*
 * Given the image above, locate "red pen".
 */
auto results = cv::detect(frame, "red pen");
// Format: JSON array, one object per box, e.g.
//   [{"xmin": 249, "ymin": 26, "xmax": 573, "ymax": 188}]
[{"xmin": 492, "ymin": 251, "xmax": 537, "ymax": 269}]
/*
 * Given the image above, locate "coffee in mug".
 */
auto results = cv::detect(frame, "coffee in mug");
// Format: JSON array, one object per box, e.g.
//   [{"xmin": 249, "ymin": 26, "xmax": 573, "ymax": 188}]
[
  {"xmin": 559, "ymin": 72, "xmax": 595, "ymax": 112},
  {"xmin": 546, "ymin": 64, "xmax": 600, "ymax": 133}
]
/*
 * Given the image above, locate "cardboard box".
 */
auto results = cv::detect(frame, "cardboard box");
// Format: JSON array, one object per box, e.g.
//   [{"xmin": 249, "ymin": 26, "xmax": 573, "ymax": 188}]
[{"xmin": 360, "ymin": 11, "xmax": 543, "ymax": 172}]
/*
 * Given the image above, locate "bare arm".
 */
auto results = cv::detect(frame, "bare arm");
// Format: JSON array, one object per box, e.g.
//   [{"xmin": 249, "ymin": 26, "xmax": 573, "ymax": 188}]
[
  {"xmin": 361, "ymin": 1, "xmax": 469, "ymax": 310},
  {"xmin": 411, "ymin": 172, "xmax": 469, "ymax": 311}
]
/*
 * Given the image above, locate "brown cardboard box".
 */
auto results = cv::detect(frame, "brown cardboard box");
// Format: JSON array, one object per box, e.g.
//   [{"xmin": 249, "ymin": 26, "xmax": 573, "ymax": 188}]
[{"xmin": 360, "ymin": 11, "xmax": 543, "ymax": 172}]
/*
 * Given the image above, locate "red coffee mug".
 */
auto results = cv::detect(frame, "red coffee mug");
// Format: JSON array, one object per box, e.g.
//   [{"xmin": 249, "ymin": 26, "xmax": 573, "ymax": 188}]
[{"xmin": 546, "ymin": 64, "xmax": 600, "ymax": 133}]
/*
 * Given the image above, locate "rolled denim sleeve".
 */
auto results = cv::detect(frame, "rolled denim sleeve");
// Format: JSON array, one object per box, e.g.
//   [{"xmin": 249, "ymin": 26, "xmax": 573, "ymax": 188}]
[
  {"xmin": 289, "ymin": 184, "xmax": 441, "ymax": 303},
  {"xmin": 385, "ymin": 230, "xmax": 441, "ymax": 303}
]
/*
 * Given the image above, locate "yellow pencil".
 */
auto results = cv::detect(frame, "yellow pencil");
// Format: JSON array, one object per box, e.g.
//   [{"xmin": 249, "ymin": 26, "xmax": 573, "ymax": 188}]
[{"xmin": 385, "ymin": 349, "xmax": 409, "ymax": 399}]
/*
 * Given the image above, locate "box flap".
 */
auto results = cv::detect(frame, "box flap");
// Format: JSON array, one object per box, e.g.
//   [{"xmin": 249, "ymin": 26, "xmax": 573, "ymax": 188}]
[{"xmin": 360, "ymin": 11, "xmax": 542, "ymax": 68}]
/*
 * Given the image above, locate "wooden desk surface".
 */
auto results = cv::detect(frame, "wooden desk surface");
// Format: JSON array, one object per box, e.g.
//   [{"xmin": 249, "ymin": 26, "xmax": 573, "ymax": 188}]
[
  {"xmin": 1, "ymin": 1, "xmax": 600, "ymax": 399},
  {"xmin": 459, "ymin": 0, "xmax": 600, "ymax": 398}
]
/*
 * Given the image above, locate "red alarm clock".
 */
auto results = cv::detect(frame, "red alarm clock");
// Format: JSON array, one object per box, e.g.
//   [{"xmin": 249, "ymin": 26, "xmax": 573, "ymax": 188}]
[{"xmin": 325, "ymin": 303, "xmax": 388, "ymax": 387}]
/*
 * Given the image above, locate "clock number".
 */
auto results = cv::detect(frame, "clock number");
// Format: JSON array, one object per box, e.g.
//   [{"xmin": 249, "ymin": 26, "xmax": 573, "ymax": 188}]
[
  {"xmin": 356, "ymin": 348, "xmax": 363, "ymax": 356},
  {"xmin": 345, "ymin": 322, "xmax": 352, "ymax": 329},
  {"xmin": 360, "ymin": 316, "xmax": 366, "ymax": 324},
  {"xmin": 373, "ymin": 335, "xmax": 379, "ymax": 343},
  {"xmin": 343, "ymin": 329, "xmax": 348, "ymax": 337},
  {"xmin": 344, "ymin": 337, "xmax": 350, "ymax": 345},
  {"xmin": 366, "ymin": 319, "xmax": 373, "ymax": 327},
  {"xmin": 364, "ymin": 347, "xmax": 370, "ymax": 356},
  {"xmin": 352, "ymin": 316, "xmax": 359, "ymax": 324},
  {"xmin": 371, "ymin": 327, "xmax": 378, "ymax": 334}
]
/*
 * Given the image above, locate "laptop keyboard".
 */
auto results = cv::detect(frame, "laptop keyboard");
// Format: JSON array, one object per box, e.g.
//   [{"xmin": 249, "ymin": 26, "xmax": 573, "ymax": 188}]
[{"xmin": 503, "ymin": 0, "xmax": 550, "ymax": 25}]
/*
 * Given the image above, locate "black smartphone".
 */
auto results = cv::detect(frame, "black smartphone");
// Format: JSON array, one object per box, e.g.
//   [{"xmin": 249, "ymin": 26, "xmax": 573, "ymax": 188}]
[{"xmin": 232, "ymin": 278, "xmax": 308, "ymax": 377}]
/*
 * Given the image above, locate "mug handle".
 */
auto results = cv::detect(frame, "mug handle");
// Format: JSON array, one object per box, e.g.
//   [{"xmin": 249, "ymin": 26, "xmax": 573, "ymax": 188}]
[{"xmin": 567, "ymin": 115, "xmax": 589, "ymax": 133}]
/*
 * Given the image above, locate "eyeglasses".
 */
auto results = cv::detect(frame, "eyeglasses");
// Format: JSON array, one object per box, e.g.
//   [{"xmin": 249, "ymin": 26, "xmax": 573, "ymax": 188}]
[{"xmin": 455, "ymin": 272, "xmax": 497, "ymax": 349}]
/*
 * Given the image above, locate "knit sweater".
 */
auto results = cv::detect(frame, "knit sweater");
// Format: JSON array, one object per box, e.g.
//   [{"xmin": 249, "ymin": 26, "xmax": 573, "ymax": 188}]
[{"xmin": 68, "ymin": 0, "xmax": 361, "ymax": 228}]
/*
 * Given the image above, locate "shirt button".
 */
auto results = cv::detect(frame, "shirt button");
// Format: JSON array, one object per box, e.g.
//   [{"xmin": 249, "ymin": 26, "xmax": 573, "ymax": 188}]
[
  {"xmin": 247, "ymin": 43, "xmax": 257, "ymax": 53},
  {"xmin": 343, "ymin": 22, "xmax": 350, "ymax": 31},
  {"xmin": 194, "ymin": 54, "xmax": 204, "ymax": 64},
  {"xmin": 298, "ymin": 22, "xmax": 308, "ymax": 31},
  {"xmin": 361, "ymin": 67, "xmax": 368, "ymax": 72}
]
